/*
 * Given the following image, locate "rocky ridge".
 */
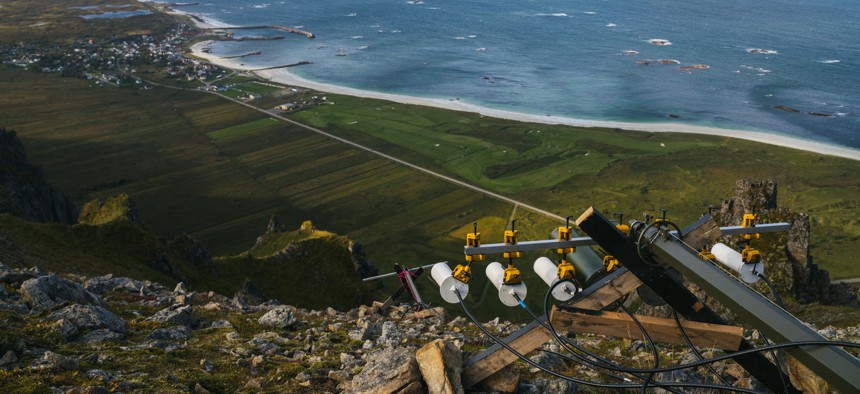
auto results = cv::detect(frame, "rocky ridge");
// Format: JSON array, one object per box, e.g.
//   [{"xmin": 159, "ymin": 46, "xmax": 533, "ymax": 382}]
[
  {"xmin": 0, "ymin": 128, "xmax": 77, "ymax": 224},
  {"xmin": 2, "ymin": 263, "xmax": 859, "ymax": 393}
]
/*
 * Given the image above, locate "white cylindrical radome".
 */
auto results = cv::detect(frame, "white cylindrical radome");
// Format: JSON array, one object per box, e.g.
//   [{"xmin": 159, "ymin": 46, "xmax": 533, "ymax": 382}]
[
  {"xmin": 533, "ymin": 257, "xmax": 576, "ymax": 301},
  {"xmin": 486, "ymin": 262, "xmax": 505, "ymax": 289},
  {"xmin": 711, "ymin": 243, "xmax": 763, "ymax": 283},
  {"xmin": 431, "ymin": 263, "xmax": 469, "ymax": 304},
  {"xmin": 485, "ymin": 262, "xmax": 527, "ymax": 306}
]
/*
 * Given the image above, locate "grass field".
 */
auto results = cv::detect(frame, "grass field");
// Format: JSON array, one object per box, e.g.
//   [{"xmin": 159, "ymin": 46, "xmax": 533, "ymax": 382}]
[
  {"xmin": 0, "ymin": 65, "xmax": 522, "ymax": 277},
  {"xmin": 288, "ymin": 94, "xmax": 860, "ymax": 278}
]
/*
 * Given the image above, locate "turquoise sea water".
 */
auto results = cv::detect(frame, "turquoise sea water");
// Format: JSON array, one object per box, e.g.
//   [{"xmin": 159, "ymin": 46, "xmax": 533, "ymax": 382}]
[{"xmin": 178, "ymin": 0, "xmax": 860, "ymax": 149}]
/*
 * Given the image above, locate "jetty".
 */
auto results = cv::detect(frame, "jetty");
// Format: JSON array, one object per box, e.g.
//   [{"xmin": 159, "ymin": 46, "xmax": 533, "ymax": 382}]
[
  {"xmin": 209, "ymin": 25, "xmax": 315, "ymax": 39},
  {"xmin": 223, "ymin": 51, "xmax": 262, "ymax": 59},
  {"xmin": 253, "ymin": 61, "xmax": 311, "ymax": 71},
  {"xmin": 232, "ymin": 36, "xmax": 285, "ymax": 42}
]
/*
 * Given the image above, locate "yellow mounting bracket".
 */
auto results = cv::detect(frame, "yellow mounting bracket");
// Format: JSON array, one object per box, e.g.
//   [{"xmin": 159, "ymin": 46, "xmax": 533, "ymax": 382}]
[
  {"xmin": 741, "ymin": 245, "xmax": 762, "ymax": 264},
  {"xmin": 602, "ymin": 255, "xmax": 620, "ymax": 272},
  {"xmin": 742, "ymin": 213, "xmax": 760, "ymax": 240},
  {"xmin": 698, "ymin": 248, "xmax": 716, "ymax": 261},
  {"xmin": 465, "ymin": 223, "xmax": 484, "ymax": 262},
  {"xmin": 452, "ymin": 264, "xmax": 472, "ymax": 284},
  {"xmin": 557, "ymin": 260, "xmax": 575, "ymax": 281},
  {"xmin": 503, "ymin": 263, "xmax": 522, "ymax": 285},
  {"xmin": 503, "ymin": 220, "xmax": 522, "ymax": 259},
  {"xmin": 614, "ymin": 212, "xmax": 630, "ymax": 236},
  {"xmin": 555, "ymin": 225, "xmax": 575, "ymax": 255}
]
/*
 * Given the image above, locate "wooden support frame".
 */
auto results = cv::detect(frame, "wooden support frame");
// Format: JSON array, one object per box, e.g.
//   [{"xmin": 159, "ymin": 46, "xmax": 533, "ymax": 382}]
[
  {"xmin": 550, "ymin": 305, "xmax": 744, "ymax": 350},
  {"xmin": 461, "ymin": 268, "xmax": 642, "ymax": 387}
]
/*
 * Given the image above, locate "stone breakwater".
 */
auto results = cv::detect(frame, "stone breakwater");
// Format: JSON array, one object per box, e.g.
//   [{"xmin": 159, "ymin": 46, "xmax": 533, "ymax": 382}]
[{"xmin": 208, "ymin": 25, "xmax": 315, "ymax": 39}]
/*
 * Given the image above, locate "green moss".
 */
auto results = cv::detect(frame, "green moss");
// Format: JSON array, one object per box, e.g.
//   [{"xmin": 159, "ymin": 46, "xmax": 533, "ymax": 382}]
[{"xmin": 78, "ymin": 194, "xmax": 134, "ymax": 225}]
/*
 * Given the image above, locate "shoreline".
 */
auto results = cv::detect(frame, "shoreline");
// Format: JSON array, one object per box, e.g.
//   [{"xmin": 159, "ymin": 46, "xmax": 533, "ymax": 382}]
[{"xmin": 177, "ymin": 9, "xmax": 860, "ymax": 161}]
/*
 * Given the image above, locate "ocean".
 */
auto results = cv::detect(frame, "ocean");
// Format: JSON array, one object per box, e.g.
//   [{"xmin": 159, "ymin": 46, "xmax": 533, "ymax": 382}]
[{"xmin": 175, "ymin": 0, "xmax": 860, "ymax": 149}]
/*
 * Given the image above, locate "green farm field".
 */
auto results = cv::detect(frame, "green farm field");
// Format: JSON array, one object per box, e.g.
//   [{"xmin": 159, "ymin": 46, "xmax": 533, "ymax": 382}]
[
  {"xmin": 0, "ymin": 65, "xmax": 522, "ymax": 274},
  {"xmin": 287, "ymin": 93, "xmax": 860, "ymax": 278}
]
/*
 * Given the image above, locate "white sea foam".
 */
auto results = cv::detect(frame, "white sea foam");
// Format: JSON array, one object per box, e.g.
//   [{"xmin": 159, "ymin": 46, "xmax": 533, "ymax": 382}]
[
  {"xmin": 352, "ymin": 35, "xmax": 363, "ymax": 39},
  {"xmin": 252, "ymin": 3, "xmax": 269, "ymax": 8},
  {"xmin": 391, "ymin": 29, "xmax": 401, "ymax": 33},
  {"xmin": 606, "ymin": 23, "xmax": 617, "ymax": 27},
  {"xmin": 346, "ymin": 12, "xmax": 357, "ymax": 17},
  {"xmin": 454, "ymin": 36, "xmax": 466, "ymax": 40},
  {"xmin": 475, "ymin": 47, "xmax": 486, "ymax": 52},
  {"xmin": 467, "ymin": 35, "xmax": 477, "ymax": 38},
  {"xmin": 820, "ymin": 59, "xmax": 841, "ymax": 64},
  {"xmin": 583, "ymin": 11, "xmax": 597, "ymax": 15}
]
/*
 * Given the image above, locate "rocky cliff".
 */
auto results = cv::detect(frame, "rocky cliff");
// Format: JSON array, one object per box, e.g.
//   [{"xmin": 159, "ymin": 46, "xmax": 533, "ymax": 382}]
[
  {"xmin": 717, "ymin": 179, "xmax": 858, "ymax": 307},
  {"xmin": 0, "ymin": 128, "xmax": 77, "ymax": 224}
]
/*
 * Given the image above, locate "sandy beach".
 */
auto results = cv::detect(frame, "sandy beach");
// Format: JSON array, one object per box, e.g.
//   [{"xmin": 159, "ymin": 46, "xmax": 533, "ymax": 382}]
[{"xmin": 180, "ymin": 12, "xmax": 860, "ymax": 162}]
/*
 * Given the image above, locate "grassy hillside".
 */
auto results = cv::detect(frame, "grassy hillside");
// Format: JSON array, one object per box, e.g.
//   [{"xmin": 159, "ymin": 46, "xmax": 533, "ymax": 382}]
[
  {"xmin": 3, "ymin": 61, "xmax": 859, "ymax": 280},
  {"xmin": 0, "ymin": 213, "xmax": 192, "ymax": 288}
]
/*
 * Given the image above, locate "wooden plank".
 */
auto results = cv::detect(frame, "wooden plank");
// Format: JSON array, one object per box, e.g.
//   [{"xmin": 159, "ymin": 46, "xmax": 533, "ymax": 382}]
[
  {"xmin": 551, "ymin": 306, "xmax": 744, "ymax": 350},
  {"xmin": 680, "ymin": 215, "xmax": 722, "ymax": 251},
  {"xmin": 461, "ymin": 269, "xmax": 643, "ymax": 387}
]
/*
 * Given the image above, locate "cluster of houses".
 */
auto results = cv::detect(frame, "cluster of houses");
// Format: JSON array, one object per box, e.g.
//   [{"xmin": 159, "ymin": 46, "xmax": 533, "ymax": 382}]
[
  {"xmin": 275, "ymin": 95, "xmax": 328, "ymax": 112},
  {"xmin": 0, "ymin": 24, "xmax": 225, "ymax": 85}
]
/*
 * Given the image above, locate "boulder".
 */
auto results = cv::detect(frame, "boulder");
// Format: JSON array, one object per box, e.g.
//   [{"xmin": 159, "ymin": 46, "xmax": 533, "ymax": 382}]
[
  {"xmin": 519, "ymin": 378, "xmax": 577, "ymax": 394},
  {"xmin": 48, "ymin": 304, "xmax": 126, "ymax": 340},
  {"xmin": 0, "ymin": 263, "xmax": 40, "ymax": 284},
  {"xmin": 415, "ymin": 339, "xmax": 464, "ymax": 394},
  {"xmin": 258, "ymin": 306, "xmax": 296, "ymax": 329},
  {"xmin": 0, "ymin": 350, "xmax": 18, "ymax": 368},
  {"xmin": 479, "ymin": 364, "xmax": 520, "ymax": 393},
  {"xmin": 146, "ymin": 304, "xmax": 193, "ymax": 326},
  {"xmin": 145, "ymin": 325, "xmax": 192, "ymax": 342},
  {"xmin": 30, "ymin": 351, "xmax": 78, "ymax": 371},
  {"xmin": 528, "ymin": 349, "xmax": 566, "ymax": 373},
  {"xmin": 787, "ymin": 355, "xmax": 827, "ymax": 394},
  {"xmin": 83, "ymin": 274, "xmax": 146, "ymax": 295},
  {"xmin": 233, "ymin": 279, "xmax": 266, "ymax": 307},
  {"xmin": 20, "ymin": 274, "xmax": 102, "ymax": 310},
  {"xmin": 345, "ymin": 346, "xmax": 425, "ymax": 394},
  {"xmin": 377, "ymin": 320, "xmax": 404, "ymax": 347},
  {"xmin": 78, "ymin": 329, "xmax": 125, "ymax": 344}
]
